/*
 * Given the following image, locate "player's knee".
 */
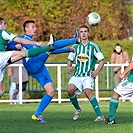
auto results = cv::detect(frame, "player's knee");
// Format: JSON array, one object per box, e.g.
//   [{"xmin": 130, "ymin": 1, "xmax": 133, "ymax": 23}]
[
  {"xmin": 84, "ymin": 89, "xmax": 93, "ymax": 99},
  {"xmin": 21, "ymin": 50, "xmax": 26, "ymax": 58},
  {"xmin": 48, "ymin": 90, "xmax": 55, "ymax": 97},
  {"xmin": 67, "ymin": 87, "xmax": 75, "ymax": 96}
]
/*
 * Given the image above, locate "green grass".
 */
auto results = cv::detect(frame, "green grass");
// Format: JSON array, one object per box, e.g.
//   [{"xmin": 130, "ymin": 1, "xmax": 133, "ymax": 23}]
[{"xmin": 0, "ymin": 102, "xmax": 133, "ymax": 133}]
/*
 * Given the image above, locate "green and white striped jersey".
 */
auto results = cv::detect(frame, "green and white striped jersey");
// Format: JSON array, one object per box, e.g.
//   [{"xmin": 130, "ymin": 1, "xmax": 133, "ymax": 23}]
[
  {"xmin": 0, "ymin": 30, "xmax": 16, "ymax": 51},
  {"xmin": 68, "ymin": 41, "xmax": 104, "ymax": 77},
  {"xmin": 127, "ymin": 70, "xmax": 133, "ymax": 83}
]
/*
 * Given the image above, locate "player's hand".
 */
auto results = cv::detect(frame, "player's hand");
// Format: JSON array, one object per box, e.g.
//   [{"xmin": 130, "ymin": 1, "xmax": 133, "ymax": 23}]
[
  {"xmin": 91, "ymin": 70, "xmax": 98, "ymax": 78},
  {"xmin": 15, "ymin": 44, "xmax": 22, "ymax": 50},
  {"xmin": 70, "ymin": 47, "xmax": 75, "ymax": 53},
  {"xmin": 119, "ymin": 73, "xmax": 125, "ymax": 79},
  {"xmin": 67, "ymin": 66, "xmax": 72, "ymax": 74}
]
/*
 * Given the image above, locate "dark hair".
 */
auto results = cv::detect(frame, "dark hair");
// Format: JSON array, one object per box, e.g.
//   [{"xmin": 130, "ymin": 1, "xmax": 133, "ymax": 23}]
[
  {"xmin": 115, "ymin": 43, "xmax": 121, "ymax": 47},
  {"xmin": 0, "ymin": 18, "xmax": 4, "ymax": 24},
  {"xmin": 113, "ymin": 43, "xmax": 122, "ymax": 53},
  {"xmin": 78, "ymin": 24, "xmax": 90, "ymax": 32},
  {"xmin": 23, "ymin": 20, "xmax": 35, "ymax": 32}
]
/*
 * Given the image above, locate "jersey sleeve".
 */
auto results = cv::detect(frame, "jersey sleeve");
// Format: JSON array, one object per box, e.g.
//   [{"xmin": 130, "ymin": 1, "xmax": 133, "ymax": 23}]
[
  {"xmin": 95, "ymin": 52, "xmax": 104, "ymax": 61},
  {"xmin": 93, "ymin": 45, "xmax": 104, "ymax": 61},
  {"xmin": 2, "ymin": 30, "xmax": 16, "ymax": 41},
  {"xmin": 68, "ymin": 52, "xmax": 76, "ymax": 62},
  {"xmin": 7, "ymin": 41, "xmax": 18, "ymax": 50}
]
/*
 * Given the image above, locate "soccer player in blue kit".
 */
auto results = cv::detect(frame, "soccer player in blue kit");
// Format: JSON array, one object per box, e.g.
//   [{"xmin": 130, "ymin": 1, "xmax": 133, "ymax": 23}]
[
  {"xmin": 0, "ymin": 18, "xmax": 57, "ymax": 98},
  {"xmin": 8, "ymin": 20, "xmax": 79, "ymax": 123}
]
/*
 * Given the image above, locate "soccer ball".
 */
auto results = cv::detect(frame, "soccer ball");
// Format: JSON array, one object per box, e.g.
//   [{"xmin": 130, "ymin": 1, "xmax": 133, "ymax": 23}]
[{"xmin": 87, "ymin": 12, "xmax": 101, "ymax": 26}]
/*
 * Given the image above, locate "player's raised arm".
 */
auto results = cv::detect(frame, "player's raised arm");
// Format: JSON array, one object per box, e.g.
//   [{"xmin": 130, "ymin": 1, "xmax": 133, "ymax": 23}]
[
  {"xmin": 14, "ymin": 37, "xmax": 44, "ymax": 46},
  {"xmin": 119, "ymin": 62, "xmax": 133, "ymax": 79}
]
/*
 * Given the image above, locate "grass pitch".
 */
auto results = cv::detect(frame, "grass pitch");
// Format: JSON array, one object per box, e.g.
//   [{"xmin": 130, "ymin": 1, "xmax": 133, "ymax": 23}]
[{"xmin": 0, "ymin": 101, "xmax": 133, "ymax": 133}]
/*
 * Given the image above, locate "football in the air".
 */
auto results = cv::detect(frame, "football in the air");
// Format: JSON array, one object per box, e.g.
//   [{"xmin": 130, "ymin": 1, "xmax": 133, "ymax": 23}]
[{"xmin": 87, "ymin": 12, "xmax": 101, "ymax": 26}]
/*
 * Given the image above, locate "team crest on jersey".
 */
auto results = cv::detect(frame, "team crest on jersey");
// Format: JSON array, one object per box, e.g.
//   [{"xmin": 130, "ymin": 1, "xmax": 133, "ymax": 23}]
[{"xmin": 77, "ymin": 53, "xmax": 89, "ymax": 62}]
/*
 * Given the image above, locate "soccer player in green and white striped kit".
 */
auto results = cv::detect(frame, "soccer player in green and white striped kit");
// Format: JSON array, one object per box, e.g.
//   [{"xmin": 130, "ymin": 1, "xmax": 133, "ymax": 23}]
[
  {"xmin": 67, "ymin": 24, "xmax": 105, "ymax": 121},
  {"xmin": 105, "ymin": 61, "xmax": 133, "ymax": 124}
]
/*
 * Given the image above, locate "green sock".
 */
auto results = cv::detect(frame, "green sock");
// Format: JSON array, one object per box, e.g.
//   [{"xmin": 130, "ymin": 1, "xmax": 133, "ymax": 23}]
[
  {"xmin": 109, "ymin": 98, "xmax": 118, "ymax": 121},
  {"xmin": 26, "ymin": 45, "xmax": 50, "ymax": 57},
  {"xmin": 69, "ymin": 94, "xmax": 81, "ymax": 110},
  {"xmin": 0, "ymin": 93, "xmax": 3, "ymax": 98},
  {"xmin": 90, "ymin": 97, "xmax": 102, "ymax": 117}
]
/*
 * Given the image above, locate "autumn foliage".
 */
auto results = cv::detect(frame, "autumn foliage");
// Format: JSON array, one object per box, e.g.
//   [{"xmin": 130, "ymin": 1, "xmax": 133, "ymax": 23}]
[{"xmin": 0, "ymin": 0, "xmax": 132, "ymax": 41}]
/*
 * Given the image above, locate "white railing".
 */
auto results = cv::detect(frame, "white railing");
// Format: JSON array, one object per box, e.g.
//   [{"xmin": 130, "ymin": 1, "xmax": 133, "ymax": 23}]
[{"xmin": 0, "ymin": 63, "xmax": 132, "ymax": 104}]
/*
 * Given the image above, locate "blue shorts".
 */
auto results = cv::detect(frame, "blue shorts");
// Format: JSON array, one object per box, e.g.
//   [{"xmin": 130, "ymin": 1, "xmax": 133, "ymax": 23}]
[
  {"xmin": 23, "ymin": 54, "xmax": 52, "ymax": 88},
  {"xmin": 23, "ymin": 53, "xmax": 49, "ymax": 74},
  {"xmin": 30, "ymin": 67, "xmax": 52, "ymax": 88}
]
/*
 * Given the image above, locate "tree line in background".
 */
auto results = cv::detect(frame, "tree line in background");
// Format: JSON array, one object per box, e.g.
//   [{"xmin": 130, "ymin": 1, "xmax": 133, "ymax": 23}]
[{"xmin": 0, "ymin": 0, "xmax": 132, "ymax": 41}]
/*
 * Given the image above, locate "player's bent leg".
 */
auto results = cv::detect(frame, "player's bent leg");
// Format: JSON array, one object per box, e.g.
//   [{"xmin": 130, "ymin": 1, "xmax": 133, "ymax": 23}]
[
  {"xmin": 85, "ymin": 89, "xmax": 105, "ymax": 121},
  {"xmin": 67, "ymin": 84, "xmax": 81, "ymax": 120},
  {"xmin": 105, "ymin": 97, "xmax": 118, "ymax": 124},
  {"xmin": 112, "ymin": 91, "xmax": 120, "ymax": 99},
  {"xmin": 10, "ymin": 51, "xmax": 26, "ymax": 63},
  {"xmin": 89, "ymin": 96, "xmax": 105, "ymax": 121},
  {"xmin": 26, "ymin": 46, "xmax": 50, "ymax": 57},
  {"xmin": 0, "ymin": 81, "xmax": 5, "ymax": 98},
  {"xmin": 45, "ymin": 82, "xmax": 55, "ymax": 97},
  {"xmin": 31, "ymin": 93, "xmax": 53, "ymax": 123},
  {"xmin": 32, "ymin": 83, "xmax": 54, "ymax": 123},
  {"xmin": 71, "ymin": 95, "xmax": 82, "ymax": 121}
]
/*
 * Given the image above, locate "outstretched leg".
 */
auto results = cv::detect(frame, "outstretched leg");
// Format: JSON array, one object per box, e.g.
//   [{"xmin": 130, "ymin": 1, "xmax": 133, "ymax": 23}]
[{"xmin": 26, "ymin": 36, "xmax": 78, "ymax": 57}]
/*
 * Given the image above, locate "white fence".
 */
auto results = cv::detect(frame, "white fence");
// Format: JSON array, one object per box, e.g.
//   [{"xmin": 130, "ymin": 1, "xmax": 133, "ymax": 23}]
[{"xmin": 0, "ymin": 63, "xmax": 131, "ymax": 104}]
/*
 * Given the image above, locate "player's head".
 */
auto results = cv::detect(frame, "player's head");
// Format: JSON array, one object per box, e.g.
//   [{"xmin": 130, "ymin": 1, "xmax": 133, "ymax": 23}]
[
  {"xmin": 78, "ymin": 24, "xmax": 90, "ymax": 40},
  {"xmin": 113, "ymin": 43, "xmax": 122, "ymax": 54},
  {"xmin": 0, "ymin": 18, "xmax": 7, "ymax": 30},
  {"xmin": 23, "ymin": 20, "xmax": 37, "ymax": 36},
  {"xmin": 78, "ymin": 24, "xmax": 90, "ymax": 33}
]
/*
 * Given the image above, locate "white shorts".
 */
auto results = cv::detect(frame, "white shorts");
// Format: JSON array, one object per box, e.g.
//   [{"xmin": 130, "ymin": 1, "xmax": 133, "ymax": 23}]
[
  {"xmin": 114, "ymin": 79, "xmax": 133, "ymax": 98},
  {"xmin": 0, "ymin": 51, "xmax": 14, "ymax": 81},
  {"xmin": 68, "ymin": 76, "xmax": 94, "ymax": 94}
]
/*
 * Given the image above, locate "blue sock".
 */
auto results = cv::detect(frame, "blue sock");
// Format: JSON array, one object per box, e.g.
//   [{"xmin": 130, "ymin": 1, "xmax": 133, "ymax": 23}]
[
  {"xmin": 34, "ymin": 94, "xmax": 52, "ymax": 116},
  {"xmin": 54, "ymin": 38, "xmax": 76, "ymax": 49}
]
